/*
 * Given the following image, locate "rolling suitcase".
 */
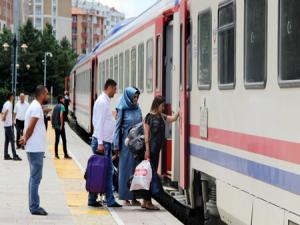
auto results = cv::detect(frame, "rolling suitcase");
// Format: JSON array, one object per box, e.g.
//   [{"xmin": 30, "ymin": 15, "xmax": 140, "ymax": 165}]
[{"xmin": 85, "ymin": 154, "xmax": 108, "ymax": 193}]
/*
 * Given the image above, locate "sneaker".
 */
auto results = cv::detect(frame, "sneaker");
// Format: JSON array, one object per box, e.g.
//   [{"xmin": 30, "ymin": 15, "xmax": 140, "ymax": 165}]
[
  {"xmin": 55, "ymin": 155, "xmax": 60, "ymax": 159},
  {"xmin": 64, "ymin": 155, "xmax": 72, "ymax": 160},
  {"xmin": 4, "ymin": 155, "xmax": 12, "ymax": 160},
  {"xmin": 13, "ymin": 155, "xmax": 22, "ymax": 161},
  {"xmin": 31, "ymin": 207, "xmax": 48, "ymax": 216},
  {"xmin": 108, "ymin": 202, "xmax": 122, "ymax": 208}
]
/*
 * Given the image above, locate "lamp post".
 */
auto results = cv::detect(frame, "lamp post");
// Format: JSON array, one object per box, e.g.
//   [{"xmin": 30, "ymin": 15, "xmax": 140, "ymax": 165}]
[
  {"xmin": 43, "ymin": 52, "xmax": 53, "ymax": 87},
  {"xmin": 2, "ymin": 41, "xmax": 28, "ymax": 95}
]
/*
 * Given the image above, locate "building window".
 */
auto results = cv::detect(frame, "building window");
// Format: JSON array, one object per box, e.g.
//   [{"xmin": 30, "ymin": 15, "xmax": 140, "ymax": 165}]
[
  {"xmin": 119, "ymin": 53, "xmax": 124, "ymax": 91},
  {"xmin": 245, "ymin": 0, "xmax": 267, "ymax": 88},
  {"xmin": 131, "ymin": 47, "xmax": 136, "ymax": 87},
  {"xmin": 279, "ymin": 0, "xmax": 300, "ymax": 87},
  {"xmin": 35, "ymin": 5, "xmax": 42, "ymax": 16},
  {"xmin": 125, "ymin": 49, "xmax": 130, "ymax": 88},
  {"xmin": 218, "ymin": 2, "xmax": 235, "ymax": 89},
  {"xmin": 198, "ymin": 10, "xmax": 212, "ymax": 90},
  {"xmin": 35, "ymin": 17, "xmax": 42, "ymax": 29},
  {"xmin": 138, "ymin": 43, "xmax": 144, "ymax": 91},
  {"xmin": 114, "ymin": 55, "xmax": 118, "ymax": 84},
  {"xmin": 146, "ymin": 39, "xmax": 154, "ymax": 92}
]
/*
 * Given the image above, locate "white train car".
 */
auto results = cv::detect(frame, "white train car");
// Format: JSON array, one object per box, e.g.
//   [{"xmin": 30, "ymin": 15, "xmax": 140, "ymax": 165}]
[
  {"xmin": 69, "ymin": 54, "xmax": 94, "ymax": 133},
  {"xmin": 69, "ymin": 0, "xmax": 300, "ymax": 224}
]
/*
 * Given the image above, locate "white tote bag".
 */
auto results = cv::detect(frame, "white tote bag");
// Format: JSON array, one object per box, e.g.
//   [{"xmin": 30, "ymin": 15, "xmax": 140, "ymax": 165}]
[{"xmin": 130, "ymin": 160, "xmax": 152, "ymax": 191}]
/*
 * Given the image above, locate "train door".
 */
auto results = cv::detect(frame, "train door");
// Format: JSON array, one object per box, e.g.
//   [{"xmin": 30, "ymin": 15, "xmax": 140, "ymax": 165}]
[
  {"xmin": 163, "ymin": 20, "xmax": 174, "ymax": 179},
  {"xmin": 172, "ymin": 0, "xmax": 188, "ymax": 189},
  {"xmin": 171, "ymin": 11, "xmax": 180, "ymax": 183}
]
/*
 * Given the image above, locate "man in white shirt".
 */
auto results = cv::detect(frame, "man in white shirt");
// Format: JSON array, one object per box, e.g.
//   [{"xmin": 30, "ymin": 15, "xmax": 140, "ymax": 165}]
[
  {"xmin": 2, "ymin": 93, "xmax": 21, "ymax": 160},
  {"xmin": 14, "ymin": 93, "xmax": 29, "ymax": 149},
  {"xmin": 88, "ymin": 79, "xmax": 122, "ymax": 208},
  {"xmin": 20, "ymin": 85, "xmax": 49, "ymax": 216}
]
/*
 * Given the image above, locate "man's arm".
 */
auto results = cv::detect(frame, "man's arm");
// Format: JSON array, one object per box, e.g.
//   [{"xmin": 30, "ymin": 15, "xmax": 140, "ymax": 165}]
[
  {"xmin": 60, "ymin": 111, "xmax": 64, "ymax": 130},
  {"xmin": 2, "ymin": 110, "xmax": 8, "ymax": 122},
  {"xmin": 94, "ymin": 102, "xmax": 105, "ymax": 153},
  {"xmin": 20, "ymin": 117, "xmax": 39, "ymax": 145}
]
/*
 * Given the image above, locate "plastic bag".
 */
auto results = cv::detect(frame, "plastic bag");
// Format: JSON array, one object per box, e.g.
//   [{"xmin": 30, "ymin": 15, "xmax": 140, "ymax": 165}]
[{"xmin": 130, "ymin": 160, "xmax": 152, "ymax": 191}]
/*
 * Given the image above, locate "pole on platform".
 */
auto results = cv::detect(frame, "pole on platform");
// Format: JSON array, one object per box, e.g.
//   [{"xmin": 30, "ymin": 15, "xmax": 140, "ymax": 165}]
[{"xmin": 44, "ymin": 54, "xmax": 47, "ymax": 87}]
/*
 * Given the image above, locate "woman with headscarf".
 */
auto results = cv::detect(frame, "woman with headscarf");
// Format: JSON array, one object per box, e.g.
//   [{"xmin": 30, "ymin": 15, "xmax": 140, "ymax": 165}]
[{"xmin": 114, "ymin": 87, "xmax": 142, "ymax": 206}]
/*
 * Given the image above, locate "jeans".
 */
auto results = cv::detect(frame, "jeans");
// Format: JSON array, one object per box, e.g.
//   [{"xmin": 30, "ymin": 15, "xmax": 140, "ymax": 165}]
[
  {"xmin": 27, "ymin": 152, "xmax": 44, "ymax": 213},
  {"xmin": 88, "ymin": 137, "xmax": 116, "ymax": 206},
  {"xmin": 54, "ymin": 127, "xmax": 68, "ymax": 157},
  {"xmin": 4, "ymin": 126, "xmax": 17, "ymax": 157},
  {"xmin": 15, "ymin": 120, "xmax": 24, "ymax": 147}
]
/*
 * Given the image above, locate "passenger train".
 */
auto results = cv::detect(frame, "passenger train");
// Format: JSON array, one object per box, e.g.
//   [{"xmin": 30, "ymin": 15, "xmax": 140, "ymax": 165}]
[{"xmin": 68, "ymin": 0, "xmax": 300, "ymax": 224}]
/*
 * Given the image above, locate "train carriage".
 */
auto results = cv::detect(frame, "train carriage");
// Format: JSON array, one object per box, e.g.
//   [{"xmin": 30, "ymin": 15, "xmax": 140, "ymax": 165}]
[{"xmin": 68, "ymin": 0, "xmax": 300, "ymax": 224}]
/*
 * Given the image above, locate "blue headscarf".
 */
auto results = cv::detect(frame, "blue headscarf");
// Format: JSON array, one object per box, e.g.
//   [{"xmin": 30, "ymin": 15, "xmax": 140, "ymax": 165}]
[{"xmin": 116, "ymin": 87, "xmax": 139, "ymax": 110}]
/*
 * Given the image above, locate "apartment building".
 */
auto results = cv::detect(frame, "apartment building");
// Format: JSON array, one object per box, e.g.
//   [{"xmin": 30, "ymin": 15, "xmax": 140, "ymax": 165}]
[
  {"xmin": 72, "ymin": 7, "xmax": 104, "ymax": 55},
  {"xmin": 0, "ymin": 0, "xmax": 13, "ymax": 32},
  {"xmin": 28, "ymin": 0, "xmax": 72, "ymax": 41},
  {"xmin": 73, "ymin": 0, "xmax": 125, "ymax": 37}
]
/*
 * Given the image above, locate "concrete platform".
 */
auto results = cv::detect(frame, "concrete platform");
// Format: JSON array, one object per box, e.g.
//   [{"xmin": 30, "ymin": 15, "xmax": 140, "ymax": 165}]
[{"xmin": 0, "ymin": 120, "xmax": 183, "ymax": 225}]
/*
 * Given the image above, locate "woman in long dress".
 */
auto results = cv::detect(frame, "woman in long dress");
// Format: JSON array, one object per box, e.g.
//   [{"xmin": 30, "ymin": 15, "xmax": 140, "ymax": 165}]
[{"xmin": 114, "ymin": 87, "xmax": 142, "ymax": 206}]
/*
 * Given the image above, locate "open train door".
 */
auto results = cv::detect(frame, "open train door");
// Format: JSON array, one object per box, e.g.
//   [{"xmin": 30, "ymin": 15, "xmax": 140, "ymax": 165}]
[
  {"xmin": 171, "ymin": 0, "xmax": 188, "ymax": 189},
  {"xmin": 179, "ymin": 0, "xmax": 188, "ymax": 189}
]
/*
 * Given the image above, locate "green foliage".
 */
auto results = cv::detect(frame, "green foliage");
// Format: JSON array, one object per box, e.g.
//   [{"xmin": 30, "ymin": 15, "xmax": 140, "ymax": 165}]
[{"xmin": 0, "ymin": 20, "xmax": 78, "ymax": 98}]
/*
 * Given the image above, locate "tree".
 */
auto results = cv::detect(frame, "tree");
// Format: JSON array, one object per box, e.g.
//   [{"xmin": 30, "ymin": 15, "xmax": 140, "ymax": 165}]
[
  {"xmin": 0, "ymin": 28, "xmax": 13, "ymax": 105},
  {"xmin": 0, "ymin": 20, "xmax": 77, "ymax": 101}
]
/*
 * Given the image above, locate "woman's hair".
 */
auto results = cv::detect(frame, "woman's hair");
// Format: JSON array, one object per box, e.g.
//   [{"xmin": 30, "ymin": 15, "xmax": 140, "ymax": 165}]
[{"xmin": 150, "ymin": 95, "xmax": 165, "ymax": 113}]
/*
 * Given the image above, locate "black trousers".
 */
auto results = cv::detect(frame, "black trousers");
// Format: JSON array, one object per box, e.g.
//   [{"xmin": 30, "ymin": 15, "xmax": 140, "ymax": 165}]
[
  {"xmin": 15, "ymin": 119, "xmax": 24, "ymax": 147},
  {"xmin": 54, "ymin": 127, "xmax": 68, "ymax": 157},
  {"xmin": 4, "ymin": 126, "xmax": 17, "ymax": 157}
]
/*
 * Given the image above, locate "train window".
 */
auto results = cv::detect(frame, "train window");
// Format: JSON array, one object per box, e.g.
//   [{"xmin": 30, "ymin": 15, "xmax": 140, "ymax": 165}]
[
  {"xmin": 198, "ymin": 10, "xmax": 212, "ymax": 90},
  {"xmin": 101, "ymin": 61, "xmax": 105, "ymax": 90},
  {"xmin": 110, "ymin": 57, "xmax": 113, "ymax": 79},
  {"xmin": 114, "ymin": 55, "xmax": 118, "ymax": 85},
  {"xmin": 218, "ymin": 2, "xmax": 235, "ymax": 89},
  {"xmin": 186, "ymin": 20, "xmax": 192, "ymax": 91},
  {"xmin": 119, "ymin": 53, "xmax": 124, "ymax": 92},
  {"xmin": 146, "ymin": 39, "xmax": 154, "ymax": 92},
  {"xmin": 244, "ymin": 0, "xmax": 267, "ymax": 88},
  {"xmin": 131, "ymin": 47, "xmax": 137, "ymax": 87},
  {"xmin": 279, "ymin": 0, "xmax": 300, "ymax": 87},
  {"xmin": 98, "ymin": 62, "xmax": 102, "ymax": 91},
  {"xmin": 138, "ymin": 43, "xmax": 145, "ymax": 91},
  {"xmin": 156, "ymin": 36, "xmax": 161, "ymax": 91},
  {"xmin": 106, "ymin": 59, "xmax": 109, "ymax": 81},
  {"xmin": 125, "ymin": 50, "xmax": 130, "ymax": 88}
]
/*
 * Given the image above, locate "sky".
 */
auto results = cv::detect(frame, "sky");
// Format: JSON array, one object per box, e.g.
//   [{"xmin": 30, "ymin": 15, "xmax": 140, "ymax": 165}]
[{"xmin": 98, "ymin": 0, "xmax": 158, "ymax": 18}]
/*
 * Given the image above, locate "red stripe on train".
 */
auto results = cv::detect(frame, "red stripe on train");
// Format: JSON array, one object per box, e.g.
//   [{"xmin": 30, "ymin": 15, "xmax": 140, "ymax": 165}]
[{"xmin": 190, "ymin": 125, "xmax": 300, "ymax": 164}]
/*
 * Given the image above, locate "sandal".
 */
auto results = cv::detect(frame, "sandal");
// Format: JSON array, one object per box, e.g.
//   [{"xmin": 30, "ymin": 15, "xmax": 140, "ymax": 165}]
[
  {"xmin": 144, "ymin": 204, "xmax": 160, "ymax": 210},
  {"xmin": 131, "ymin": 200, "xmax": 141, "ymax": 206}
]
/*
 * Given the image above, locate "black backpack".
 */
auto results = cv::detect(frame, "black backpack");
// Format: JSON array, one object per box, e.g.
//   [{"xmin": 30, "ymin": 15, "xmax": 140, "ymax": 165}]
[{"xmin": 126, "ymin": 122, "xmax": 145, "ymax": 160}]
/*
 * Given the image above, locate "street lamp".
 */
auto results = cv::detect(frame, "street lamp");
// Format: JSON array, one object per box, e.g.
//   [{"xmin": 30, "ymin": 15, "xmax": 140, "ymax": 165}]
[
  {"xmin": 2, "ymin": 42, "xmax": 9, "ymax": 51},
  {"xmin": 43, "ymin": 52, "xmax": 53, "ymax": 87}
]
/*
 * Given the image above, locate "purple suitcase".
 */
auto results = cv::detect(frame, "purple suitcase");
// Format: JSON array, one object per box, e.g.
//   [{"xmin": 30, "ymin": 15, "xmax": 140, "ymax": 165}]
[{"xmin": 85, "ymin": 154, "xmax": 109, "ymax": 193}]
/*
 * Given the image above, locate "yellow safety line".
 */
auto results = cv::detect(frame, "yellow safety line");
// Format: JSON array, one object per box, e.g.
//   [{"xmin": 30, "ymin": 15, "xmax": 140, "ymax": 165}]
[{"xmin": 46, "ymin": 127, "xmax": 111, "ymax": 222}]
